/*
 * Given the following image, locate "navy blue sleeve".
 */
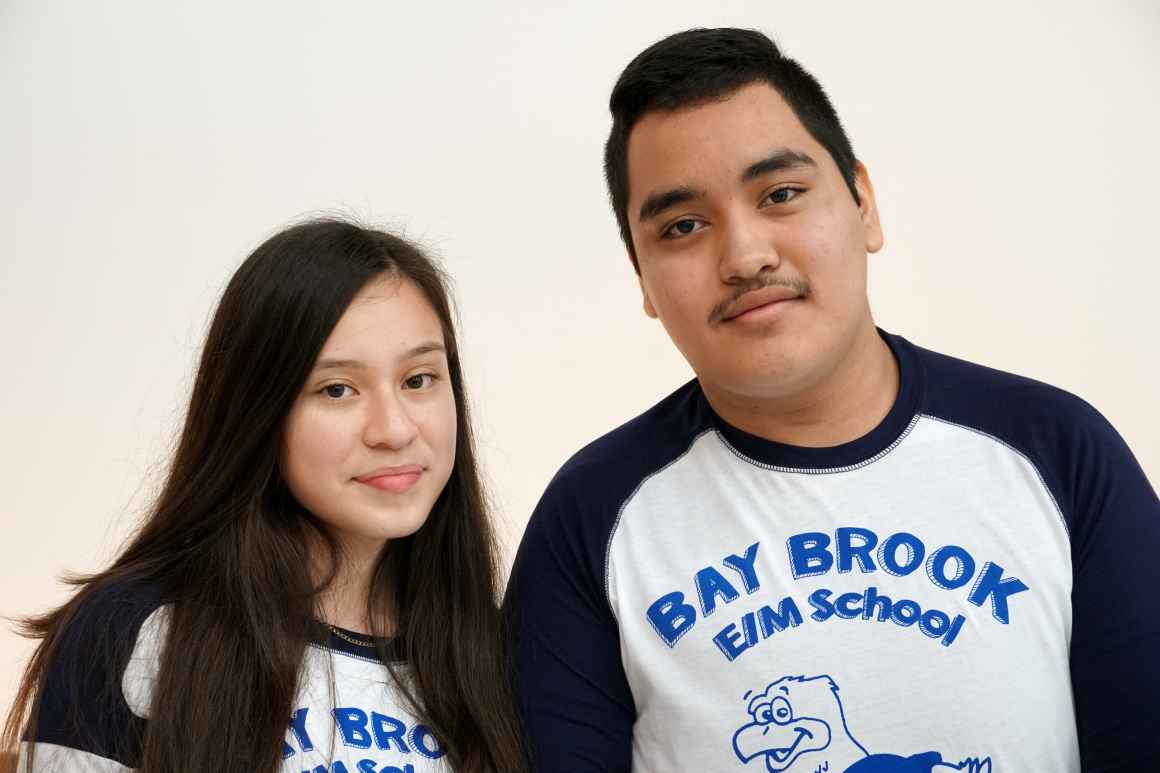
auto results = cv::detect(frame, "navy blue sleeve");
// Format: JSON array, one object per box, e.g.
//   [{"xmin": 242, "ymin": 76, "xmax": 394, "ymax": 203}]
[
  {"xmin": 1060, "ymin": 403, "xmax": 1160, "ymax": 770},
  {"xmin": 916, "ymin": 341, "xmax": 1160, "ymax": 770},
  {"xmin": 505, "ymin": 468, "xmax": 635, "ymax": 773},
  {"xmin": 505, "ymin": 383, "xmax": 705, "ymax": 766},
  {"xmin": 504, "ymin": 384, "xmax": 708, "ymax": 772},
  {"xmin": 27, "ymin": 581, "xmax": 157, "ymax": 768}
]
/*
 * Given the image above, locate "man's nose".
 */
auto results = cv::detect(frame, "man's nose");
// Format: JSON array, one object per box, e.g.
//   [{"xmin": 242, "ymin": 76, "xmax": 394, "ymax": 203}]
[{"xmin": 718, "ymin": 212, "xmax": 781, "ymax": 283}]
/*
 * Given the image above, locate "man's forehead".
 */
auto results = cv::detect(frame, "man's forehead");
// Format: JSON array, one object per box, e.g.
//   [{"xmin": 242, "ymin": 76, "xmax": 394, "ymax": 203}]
[{"xmin": 625, "ymin": 83, "xmax": 820, "ymax": 203}]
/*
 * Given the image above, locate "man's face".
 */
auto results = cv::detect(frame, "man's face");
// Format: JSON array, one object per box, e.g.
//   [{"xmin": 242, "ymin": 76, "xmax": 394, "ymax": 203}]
[{"xmin": 626, "ymin": 82, "xmax": 883, "ymax": 404}]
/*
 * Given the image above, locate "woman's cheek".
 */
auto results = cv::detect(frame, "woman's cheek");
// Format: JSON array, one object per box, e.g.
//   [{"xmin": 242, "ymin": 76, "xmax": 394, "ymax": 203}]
[
  {"xmin": 287, "ymin": 403, "xmax": 359, "ymax": 482},
  {"xmin": 428, "ymin": 393, "xmax": 458, "ymax": 477}
]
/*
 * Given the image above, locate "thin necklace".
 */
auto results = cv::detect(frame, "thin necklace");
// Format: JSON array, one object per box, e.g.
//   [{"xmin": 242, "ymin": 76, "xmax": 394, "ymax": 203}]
[{"xmin": 327, "ymin": 624, "xmax": 375, "ymax": 648}]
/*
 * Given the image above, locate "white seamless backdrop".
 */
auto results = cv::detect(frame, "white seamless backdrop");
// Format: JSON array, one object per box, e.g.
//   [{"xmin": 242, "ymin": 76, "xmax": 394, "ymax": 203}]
[{"xmin": 1, "ymin": 0, "xmax": 1157, "ymax": 716}]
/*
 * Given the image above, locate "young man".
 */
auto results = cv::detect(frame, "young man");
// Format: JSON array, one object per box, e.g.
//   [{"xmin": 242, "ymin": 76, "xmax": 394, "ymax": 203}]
[{"xmin": 505, "ymin": 28, "xmax": 1159, "ymax": 773}]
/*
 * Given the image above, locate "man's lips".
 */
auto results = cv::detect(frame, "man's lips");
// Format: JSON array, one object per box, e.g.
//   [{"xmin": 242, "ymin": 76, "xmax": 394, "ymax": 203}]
[
  {"xmin": 720, "ymin": 285, "xmax": 803, "ymax": 322},
  {"xmin": 355, "ymin": 465, "xmax": 423, "ymax": 493}
]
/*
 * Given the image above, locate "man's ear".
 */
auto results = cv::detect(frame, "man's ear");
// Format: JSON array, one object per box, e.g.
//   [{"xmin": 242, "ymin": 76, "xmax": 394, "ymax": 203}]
[
  {"xmin": 854, "ymin": 161, "xmax": 884, "ymax": 254},
  {"xmin": 638, "ymin": 273, "xmax": 658, "ymax": 319}
]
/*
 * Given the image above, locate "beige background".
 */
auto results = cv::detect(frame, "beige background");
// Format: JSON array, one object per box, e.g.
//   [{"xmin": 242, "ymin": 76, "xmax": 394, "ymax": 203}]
[{"xmin": 1, "ymin": 0, "xmax": 1157, "ymax": 716}]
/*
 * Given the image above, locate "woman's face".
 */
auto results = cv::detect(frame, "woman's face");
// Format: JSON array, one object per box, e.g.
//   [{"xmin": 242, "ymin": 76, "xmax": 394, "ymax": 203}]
[{"xmin": 281, "ymin": 275, "xmax": 457, "ymax": 549}]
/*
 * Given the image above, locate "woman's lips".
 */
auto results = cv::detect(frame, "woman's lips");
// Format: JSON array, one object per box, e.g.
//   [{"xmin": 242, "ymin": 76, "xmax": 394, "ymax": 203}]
[{"xmin": 356, "ymin": 466, "xmax": 423, "ymax": 493}]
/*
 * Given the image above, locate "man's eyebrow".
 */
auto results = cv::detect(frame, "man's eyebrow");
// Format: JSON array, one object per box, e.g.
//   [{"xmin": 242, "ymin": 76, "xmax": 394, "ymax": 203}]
[
  {"xmin": 637, "ymin": 186, "xmax": 705, "ymax": 223},
  {"xmin": 312, "ymin": 342, "xmax": 445, "ymax": 372},
  {"xmin": 741, "ymin": 149, "xmax": 817, "ymax": 183},
  {"xmin": 636, "ymin": 150, "xmax": 816, "ymax": 224}
]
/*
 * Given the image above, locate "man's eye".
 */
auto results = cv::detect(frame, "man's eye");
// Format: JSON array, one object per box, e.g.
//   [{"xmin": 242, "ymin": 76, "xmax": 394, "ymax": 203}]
[
  {"xmin": 755, "ymin": 704, "xmax": 772, "ymax": 723},
  {"xmin": 662, "ymin": 218, "xmax": 704, "ymax": 238},
  {"xmin": 404, "ymin": 373, "xmax": 435, "ymax": 390},
  {"xmin": 766, "ymin": 187, "xmax": 802, "ymax": 205},
  {"xmin": 322, "ymin": 384, "xmax": 354, "ymax": 399}
]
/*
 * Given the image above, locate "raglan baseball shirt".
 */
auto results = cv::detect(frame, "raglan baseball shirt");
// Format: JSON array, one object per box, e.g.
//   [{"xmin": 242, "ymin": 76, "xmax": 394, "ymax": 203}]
[
  {"xmin": 506, "ymin": 331, "xmax": 1160, "ymax": 772},
  {"xmin": 19, "ymin": 581, "xmax": 450, "ymax": 773}
]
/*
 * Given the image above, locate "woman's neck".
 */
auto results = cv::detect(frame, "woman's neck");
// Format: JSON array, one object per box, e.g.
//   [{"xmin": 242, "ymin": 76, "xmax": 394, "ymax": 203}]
[{"xmin": 312, "ymin": 533, "xmax": 386, "ymax": 635}]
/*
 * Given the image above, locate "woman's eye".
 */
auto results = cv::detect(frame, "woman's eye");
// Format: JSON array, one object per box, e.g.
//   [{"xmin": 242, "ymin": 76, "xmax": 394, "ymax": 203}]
[
  {"xmin": 663, "ymin": 218, "xmax": 703, "ymax": 239},
  {"xmin": 404, "ymin": 373, "xmax": 435, "ymax": 390},
  {"xmin": 767, "ymin": 187, "xmax": 802, "ymax": 205},
  {"xmin": 322, "ymin": 384, "xmax": 354, "ymax": 399}
]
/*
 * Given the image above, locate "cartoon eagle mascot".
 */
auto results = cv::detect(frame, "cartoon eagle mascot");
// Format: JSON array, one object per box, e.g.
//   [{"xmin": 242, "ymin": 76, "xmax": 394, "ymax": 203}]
[{"xmin": 732, "ymin": 675, "xmax": 991, "ymax": 773}]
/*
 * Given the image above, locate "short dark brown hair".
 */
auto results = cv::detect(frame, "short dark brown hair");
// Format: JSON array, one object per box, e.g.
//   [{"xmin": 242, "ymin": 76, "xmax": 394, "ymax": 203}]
[{"xmin": 604, "ymin": 27, "xmax": 861, "ymax": 271}]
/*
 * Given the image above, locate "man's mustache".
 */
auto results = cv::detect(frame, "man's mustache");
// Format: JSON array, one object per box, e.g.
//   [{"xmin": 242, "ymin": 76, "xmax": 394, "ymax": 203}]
[{"xmin": 708, "ymin": 275, "xmax": 812, "ymax": 324}]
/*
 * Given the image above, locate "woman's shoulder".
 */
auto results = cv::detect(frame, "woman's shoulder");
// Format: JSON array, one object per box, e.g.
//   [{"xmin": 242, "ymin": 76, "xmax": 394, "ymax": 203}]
[
  {"xmin": 72, "ymin": 575, "xmax": 164, "ymax": 624},
  {"xmin": 25, "ymin": 576, "xmax": 167, "ymax": 770},
  {"xmin": 55, "ymin": 576, "xmax": 166, "ymax": 668}
]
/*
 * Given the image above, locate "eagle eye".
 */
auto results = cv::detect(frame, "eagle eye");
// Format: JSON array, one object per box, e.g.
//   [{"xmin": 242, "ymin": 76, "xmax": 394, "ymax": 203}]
[{"xmin": 770, "ymin": 696, "xmax": 793, "ymax": 725}]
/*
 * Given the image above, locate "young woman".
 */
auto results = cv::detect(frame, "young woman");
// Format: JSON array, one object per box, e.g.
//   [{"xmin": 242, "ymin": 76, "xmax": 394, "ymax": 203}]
[{"xmin": 3, "ymin": 219, "xmax": 526, "ymax": 772}]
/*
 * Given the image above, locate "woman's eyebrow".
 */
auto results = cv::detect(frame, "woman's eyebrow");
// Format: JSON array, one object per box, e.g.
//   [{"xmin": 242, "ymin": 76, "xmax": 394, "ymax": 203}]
[
  {"xmin": 313, "ymin": 357, "xmax": 364, "ymax": 372},
  {"xmin": 404, "ymin": 341, "xmax": 446, "ymax": 358},
  {"xmin": 312, "ymin": 342, "xmax": 446, "ymax": 372}
]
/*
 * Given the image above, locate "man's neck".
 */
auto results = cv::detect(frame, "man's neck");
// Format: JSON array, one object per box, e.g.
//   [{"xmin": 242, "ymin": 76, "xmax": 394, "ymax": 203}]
[{"xmin": 703, "ymin": 325, "xmax": 899, "ymax": 448}]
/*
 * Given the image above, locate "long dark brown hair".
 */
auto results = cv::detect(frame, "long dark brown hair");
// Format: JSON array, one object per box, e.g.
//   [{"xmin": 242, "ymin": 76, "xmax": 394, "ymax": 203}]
[{"xmin": 3, "ymin": 218, "xmax": 526, "ymax": 772}]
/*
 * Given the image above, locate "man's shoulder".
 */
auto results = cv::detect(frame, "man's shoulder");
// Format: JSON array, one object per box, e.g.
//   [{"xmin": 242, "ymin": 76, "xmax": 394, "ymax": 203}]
[
  {"xmin": 547, "ymin": 378, "xmax": 712, "ymax": 498},
  {"xmin": 911, "ymin": 338, "xmax": 1108, "ymax": 438},
  {"xmin": 526, "ymin": 378, "xmax": 715, "ymax": 547},
  {"xmin": 510, "ymin": 380, "xmax": 716, "ymax": 617},
  {"xmin": 906, "ymin": 337, "xmax": 1142, "ymax": 529}
]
